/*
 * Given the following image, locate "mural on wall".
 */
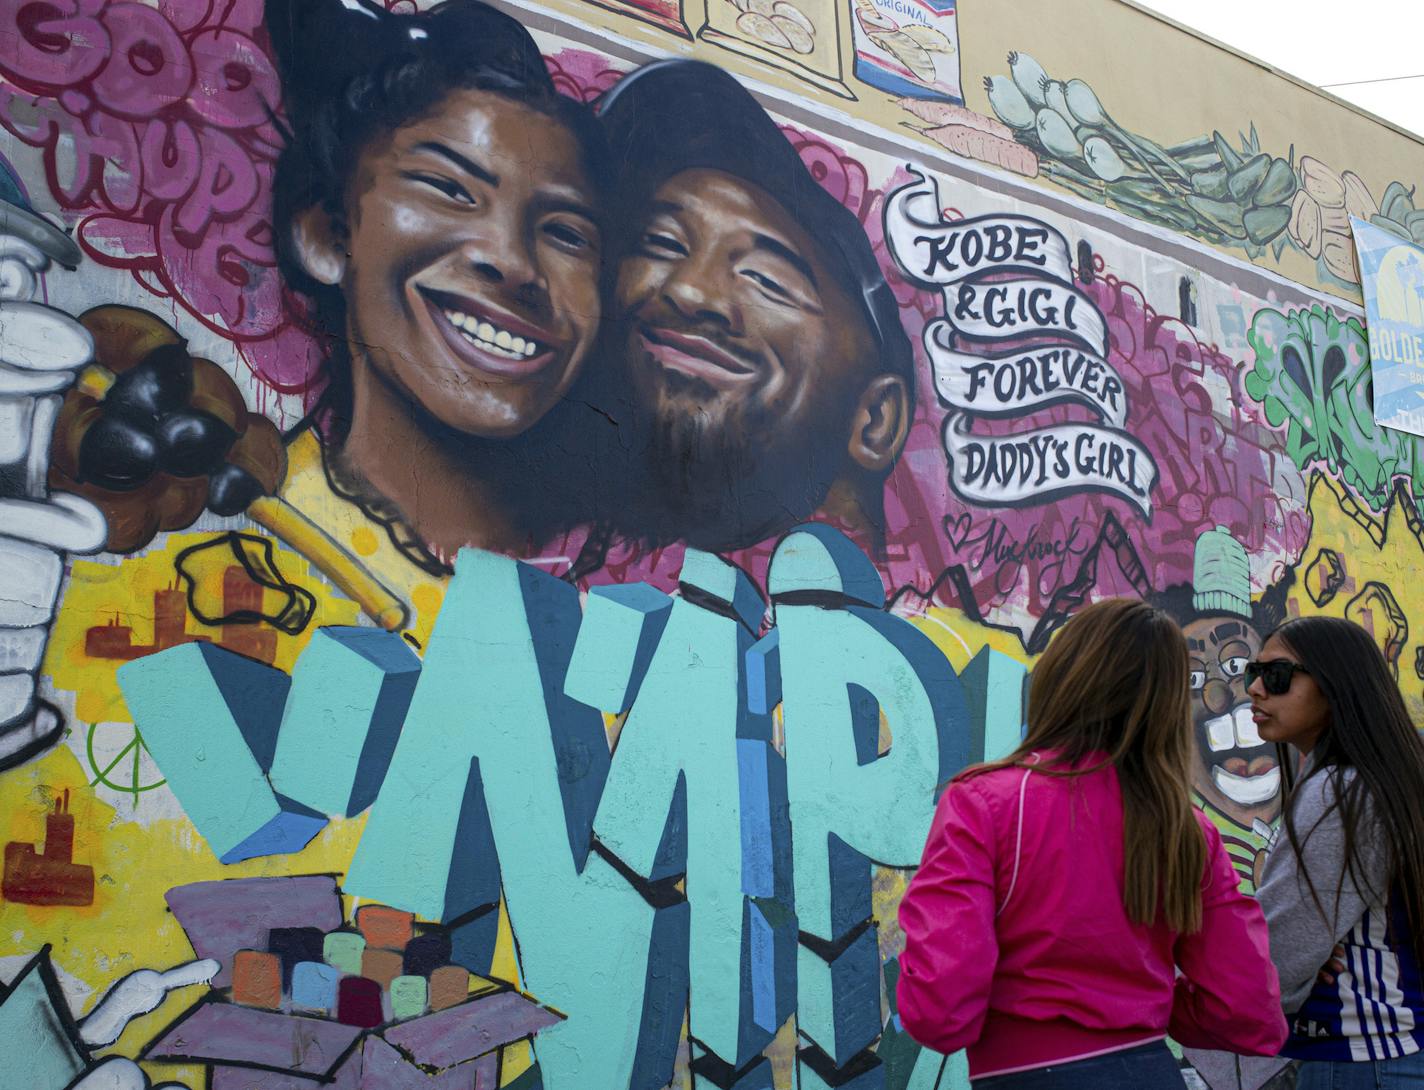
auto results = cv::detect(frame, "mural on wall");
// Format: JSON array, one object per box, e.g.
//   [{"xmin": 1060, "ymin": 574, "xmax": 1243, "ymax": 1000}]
[
  {"xmin": 1152, "ymin": 528, "xmax": 1293, "ymax": 893},
  {"xmin": 2, "ymin": 0, "xmax": 1424, "ymax": 1089},
  {"xmin": 885, "ymin": 173, "xmax": 1158, "ymax": 516},
  {"xmin": 0, "ymin": 161, "xmax": 106, "ymax": 772}
]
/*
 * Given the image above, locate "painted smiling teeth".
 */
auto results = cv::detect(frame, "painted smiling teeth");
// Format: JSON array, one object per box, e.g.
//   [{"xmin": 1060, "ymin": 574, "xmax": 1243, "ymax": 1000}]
[
  {"xmin": 443, "ymin": 309, "xmax": 541, "ymax": 360},
  {"xmin": 1212, "ymin": 764, "xmax": 1281, "ymax": 807}
]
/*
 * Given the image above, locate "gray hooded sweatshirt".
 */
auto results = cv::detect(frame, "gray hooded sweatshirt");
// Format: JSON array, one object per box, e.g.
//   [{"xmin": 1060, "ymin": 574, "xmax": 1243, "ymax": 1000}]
[{"xmin": 1185, "ymin": 759, "xmax": 1393, "ymax": 1089}]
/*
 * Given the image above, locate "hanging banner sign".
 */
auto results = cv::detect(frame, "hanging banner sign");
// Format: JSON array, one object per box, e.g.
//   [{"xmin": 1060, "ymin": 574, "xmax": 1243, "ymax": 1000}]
[
  {"xmin": 942, "ymin": 414, "xmax": 1158, "ymax": 514},
  {"xmin": 1353, "ymin": 216, "xmax": 1424, "ymax": 438},
  {"xmin": 925, "ymin": 321, "xmax": 1128, "ymax": 428},
  {"xmin": 886, "ymin": 166, "xmax": 1158, "ymax": 519}
]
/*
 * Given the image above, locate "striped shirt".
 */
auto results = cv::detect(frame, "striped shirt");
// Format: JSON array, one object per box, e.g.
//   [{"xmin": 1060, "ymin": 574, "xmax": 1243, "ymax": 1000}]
[
  {"xmin": 1258, "ymin": 760, "xmax": 1424, "ymax": 1064},
  {"xmin": 1284, "ymin": 895, "xmax": 1424, "ymax": 1061}
]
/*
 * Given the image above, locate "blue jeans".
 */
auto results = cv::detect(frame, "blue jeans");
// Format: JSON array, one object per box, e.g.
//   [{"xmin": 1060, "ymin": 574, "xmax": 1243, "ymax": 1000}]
[
  {"xmin": 1296, "ymin": 1049, "xmax": 1424, "ymax": 1089},
  {"xmin": 972, "ymin": 1041, "xmax": 1187, "ymax": 1088}
]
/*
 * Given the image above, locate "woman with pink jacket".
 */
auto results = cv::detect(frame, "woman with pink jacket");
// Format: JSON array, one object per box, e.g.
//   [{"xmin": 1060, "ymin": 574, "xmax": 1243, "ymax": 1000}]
[{"xmin": 898, "ymin": 597, "xmax": 1288, "ymax": 1087}]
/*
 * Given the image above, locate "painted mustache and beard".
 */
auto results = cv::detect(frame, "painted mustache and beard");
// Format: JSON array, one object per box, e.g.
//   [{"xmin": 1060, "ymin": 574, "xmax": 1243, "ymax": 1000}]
[{"xmin": 621, "ymin": 343, "xmax": 857, "ymax": 553}]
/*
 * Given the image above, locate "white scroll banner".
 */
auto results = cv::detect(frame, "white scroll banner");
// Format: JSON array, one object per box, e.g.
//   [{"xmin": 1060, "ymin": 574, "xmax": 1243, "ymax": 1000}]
[
  {"xmin": 925, "ymin": 321, "xmax": 1129, "ymax": 429},
  {"xmin": 942, "ymin": 277, "xmax": 1108, "ymax": 358},
  {"xmin": 884, "ymin": 167, "xmax": 1076, "ymax": 287},
  {"xmin": 941, "ymin": 412, "xmax": 1158, "ymax": 519}
]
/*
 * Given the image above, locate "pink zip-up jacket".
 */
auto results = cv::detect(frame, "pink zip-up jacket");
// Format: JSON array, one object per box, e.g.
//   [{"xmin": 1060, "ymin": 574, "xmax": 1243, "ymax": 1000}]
[{"xmin": 897, "ymin": 752, "xmax": 1287, "ymax": 1079}]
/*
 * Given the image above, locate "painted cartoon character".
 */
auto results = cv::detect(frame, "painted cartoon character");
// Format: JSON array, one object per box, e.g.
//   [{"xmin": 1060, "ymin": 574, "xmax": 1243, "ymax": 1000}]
[
  {"xmin": 0, "ymin": 158, "xmax": 106, "ymax": 772},
  {"xmin": 1156, "ymin": 526, "xmax": 1293, "ymax": 891},
  {"xmin": 0, "ymin": 945, "xmax": 217, "ymax": 1090}
]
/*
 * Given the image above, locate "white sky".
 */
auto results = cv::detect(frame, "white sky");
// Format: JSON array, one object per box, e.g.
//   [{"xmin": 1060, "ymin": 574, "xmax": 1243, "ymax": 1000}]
[{"xmin": 1128, "ymin": 0, "xmax": 1424, "ymax": 141}]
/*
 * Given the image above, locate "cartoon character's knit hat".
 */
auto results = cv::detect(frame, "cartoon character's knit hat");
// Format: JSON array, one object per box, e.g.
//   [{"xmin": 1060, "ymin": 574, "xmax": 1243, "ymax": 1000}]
[{"xmin": 1192, "ymin": 526, "xmax": 1252, "ymax": 618}]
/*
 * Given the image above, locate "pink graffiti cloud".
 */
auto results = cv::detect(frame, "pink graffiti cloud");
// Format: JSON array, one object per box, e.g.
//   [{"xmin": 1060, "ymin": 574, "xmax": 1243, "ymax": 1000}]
[{"xmin": 0, "ymin": 0, "xmax": 310, "ymax": 399}]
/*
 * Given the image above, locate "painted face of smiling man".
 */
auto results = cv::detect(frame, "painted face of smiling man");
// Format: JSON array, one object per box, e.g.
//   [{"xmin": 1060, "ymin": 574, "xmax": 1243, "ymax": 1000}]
[
  {"xmin": 616, "ymin": 167, "xmax": 904, "ymax": 551},
  {"xmin": 296, "ymin": 87, "xmax": 603, "ymax": 441}
]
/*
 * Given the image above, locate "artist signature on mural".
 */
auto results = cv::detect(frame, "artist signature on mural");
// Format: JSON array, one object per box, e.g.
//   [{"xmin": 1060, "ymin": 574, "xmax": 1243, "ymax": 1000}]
[{"xmin": 945, "ymin": 512, "xmax": 1093, "ymax": 597}]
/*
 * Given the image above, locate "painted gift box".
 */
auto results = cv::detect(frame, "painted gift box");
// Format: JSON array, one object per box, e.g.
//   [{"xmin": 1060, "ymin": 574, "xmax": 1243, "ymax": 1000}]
[{"xmin": 143, "ymin": 875, "xmax": 561, "ymax": 1089}]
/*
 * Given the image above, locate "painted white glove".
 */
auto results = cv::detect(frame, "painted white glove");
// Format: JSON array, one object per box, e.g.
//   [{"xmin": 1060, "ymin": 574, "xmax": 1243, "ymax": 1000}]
[
  {"xmin": 0, "ymin": 225, "xmax": 106, "ymax": 771},
  {"xmin": 68, "ymin": 1056, "xmax": 194, "ymax": 1090},
  {"xmin": 71, "ymin": 1058, "xmax": 150, "ymax": 1090},
  {"xmin": 78, "ymin": 959, "xmax": 220, "ymax": 1048}
]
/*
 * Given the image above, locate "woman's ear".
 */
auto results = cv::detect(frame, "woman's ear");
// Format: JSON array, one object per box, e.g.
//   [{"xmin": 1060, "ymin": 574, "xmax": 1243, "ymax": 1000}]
[
  {"xmin": 290, "ymin": 204, "xmax": 348, "ymax": 286},
  {"xmin": 847, "ymin": 373, "xmax": 910, "ymax": 473}
]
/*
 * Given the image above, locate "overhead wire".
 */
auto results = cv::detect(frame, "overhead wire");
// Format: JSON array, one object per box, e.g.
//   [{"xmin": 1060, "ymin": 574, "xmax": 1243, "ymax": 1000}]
[{"xmin": 1319, "ymin": 72, "xmax": 1424, "ymax": 89}]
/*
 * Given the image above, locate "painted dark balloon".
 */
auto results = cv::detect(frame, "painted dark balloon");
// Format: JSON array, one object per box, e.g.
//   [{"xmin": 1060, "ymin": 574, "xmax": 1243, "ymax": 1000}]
[
  {"xmin": 156, "ymin": 411, "xmax": 237, "ymax": 477},
  {"xmin": 206, "ymin": 461, "xmax": 265, "ymax": 516},
  {"xmin": 77, "ymin": 416, "xmax": 160, "ymax": 491},
  {"xmin": 106, "ymin": 344, "xmax": 194, "ymax": 422}
]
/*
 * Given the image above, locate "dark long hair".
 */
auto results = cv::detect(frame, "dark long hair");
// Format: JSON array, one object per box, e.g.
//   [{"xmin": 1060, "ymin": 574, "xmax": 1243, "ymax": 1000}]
[
  {"xmin": 965, "ymin": 598, "xmax": 1205, "ymax": 933},
  {"xmin": 1271, "ymin": 616, "xmax": 1424, "ymax": 952},
  {"xmin": 264, "ymin": 0, "xmax": 621, "ymax": 558}
]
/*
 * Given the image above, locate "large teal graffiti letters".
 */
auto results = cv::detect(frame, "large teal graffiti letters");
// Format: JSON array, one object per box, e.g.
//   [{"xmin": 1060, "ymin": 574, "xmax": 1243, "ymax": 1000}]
[
  {"xmin": 959, "ymin": 646, "xmax": 1028, "ymax": 765},
  {"xmin": 766, "ymin": 525, "xmax": 970, "ymax": 1083},
  {"xmin": 118, "ymin": 530, "xmax": 981, "ymax": 1090},
  {"xmin": 268, "ymin": 626, "xmax": 421, "ymax": 816},
  {"xmin": 345, "ymin": 550, "xmax": 679, "ymax": 1090},
  {"xmin": 118, "ymin": 643, "xmax": 327, "ymax": 863},
  {"xmin": 574, "ymin": 550, "xmax": 791, "ymax": 1080}
]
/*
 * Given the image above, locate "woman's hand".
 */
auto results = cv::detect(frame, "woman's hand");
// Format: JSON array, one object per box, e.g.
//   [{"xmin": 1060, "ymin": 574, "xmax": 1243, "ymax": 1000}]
[{"xmin": 1315, "ymin": 944, "xmax": 1347, "ymax": 985}]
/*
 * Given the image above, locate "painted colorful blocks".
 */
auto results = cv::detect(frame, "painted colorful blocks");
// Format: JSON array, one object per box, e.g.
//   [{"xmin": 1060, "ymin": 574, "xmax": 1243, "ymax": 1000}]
[{"xmin": 146, "ymin": 876, "xmax": 563, "ymax": 1088}]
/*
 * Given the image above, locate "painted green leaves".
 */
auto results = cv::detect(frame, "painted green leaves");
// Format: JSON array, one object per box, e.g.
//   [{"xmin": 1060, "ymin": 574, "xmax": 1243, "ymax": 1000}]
[{"xmin": 1246, "ymin": 304, "xmax": 1423, "ymax": 513}]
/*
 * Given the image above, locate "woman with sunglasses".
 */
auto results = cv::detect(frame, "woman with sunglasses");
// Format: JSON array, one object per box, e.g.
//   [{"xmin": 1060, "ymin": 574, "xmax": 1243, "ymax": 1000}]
[
  {"xmin": 898, "ymin": 598, "xmax": 1287, "ymax": 1087},
  {"xmin": 1244, "ymin": 616, "xmax": 1424, "ymax": 1087}
]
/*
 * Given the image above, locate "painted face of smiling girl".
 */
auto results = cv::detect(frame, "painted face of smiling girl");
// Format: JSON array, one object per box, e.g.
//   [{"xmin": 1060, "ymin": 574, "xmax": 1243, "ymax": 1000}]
[{"xmin": 310, "ymin": 87, "xmax": 604, "ymax": 440}]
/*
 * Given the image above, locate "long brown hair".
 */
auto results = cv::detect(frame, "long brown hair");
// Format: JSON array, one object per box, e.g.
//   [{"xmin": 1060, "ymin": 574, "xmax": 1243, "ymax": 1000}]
[{"xmin": 965, "ymin": 597, "xmax": 1205, "ymax": 932}]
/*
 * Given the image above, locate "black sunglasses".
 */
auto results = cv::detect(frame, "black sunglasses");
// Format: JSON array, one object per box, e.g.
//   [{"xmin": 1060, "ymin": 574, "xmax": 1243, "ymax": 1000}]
[{"xmin": 1244, "ymin": 659, "xmax": 1310, "ymax": 695}]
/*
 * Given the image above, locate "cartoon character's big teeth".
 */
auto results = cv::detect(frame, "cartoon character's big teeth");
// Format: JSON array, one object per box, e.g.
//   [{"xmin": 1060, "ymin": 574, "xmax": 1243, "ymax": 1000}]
[
  {"xmin": 442, "ymin": 309, "xmax": 542, "ymax": 360},
  {"xmin": 1206, "ymin": 706, "xmax": 1265, "ymax": 752}
]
